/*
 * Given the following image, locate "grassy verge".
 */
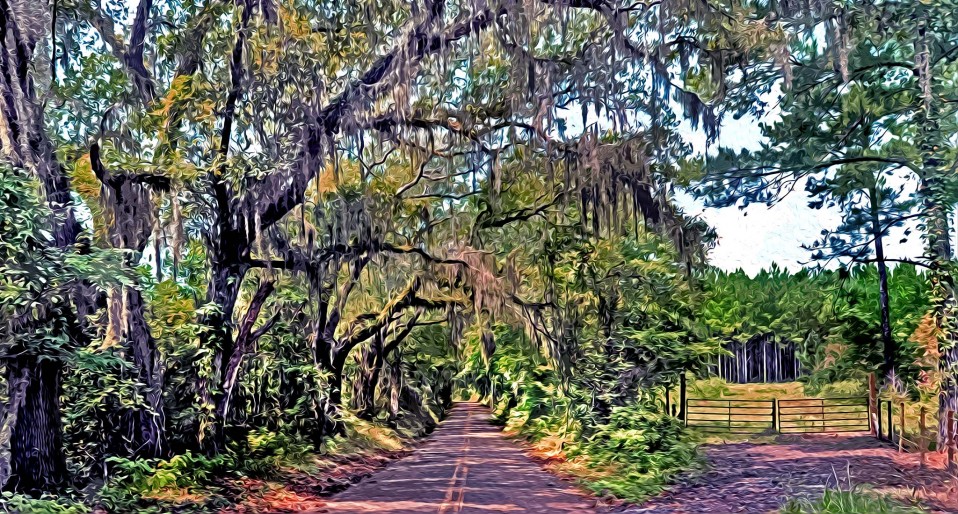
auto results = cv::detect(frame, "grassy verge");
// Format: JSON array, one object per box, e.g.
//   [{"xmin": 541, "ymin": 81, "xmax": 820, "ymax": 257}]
[
  {"xmin": 781, "ymin": 486, "xmax": 926, "ymax": 513},
  {"xmin": 499, "ymin": 401, "xmax": 702, "ymax": 504},
  {"xmin": 1, "ymin": 416, "xmax": 421, "ymax": 514}
]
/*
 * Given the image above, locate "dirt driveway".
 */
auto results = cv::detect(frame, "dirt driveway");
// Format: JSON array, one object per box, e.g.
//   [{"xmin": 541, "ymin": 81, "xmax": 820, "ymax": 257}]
[{"xmin": 628, "ymin": 435, "xmax": 958, "ymax": 513}]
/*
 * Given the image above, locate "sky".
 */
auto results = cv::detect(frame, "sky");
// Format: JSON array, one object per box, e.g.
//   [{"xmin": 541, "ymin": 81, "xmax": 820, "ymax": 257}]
[{"xmin": 677, "ymin": 112, "xmax": 926, "ymax": 277}]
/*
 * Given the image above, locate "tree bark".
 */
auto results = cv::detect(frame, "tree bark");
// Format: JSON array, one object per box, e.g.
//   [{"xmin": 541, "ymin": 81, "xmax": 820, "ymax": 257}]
[
  {"xmin": 4, "ymin": 357, "xmax": 66, "ymax": 494},
  {"xmin": 197, "ymin": 257, "xmax": 250, "ymax": 450},
  {"xmin": 868, "ymin": 186, "xmax": 895, "ymax": 387},
  {"xmin": 914, "ymin": 23, "xmax": 958, "ymax": 443},
  {"xmin": 0, "ymin": 0, "xmax": 83, "ymax": 491},
  {"xmin": 213, "ymin": 279, "xmax": 276, "ymax": 448},
  {"xmin": 124, "ymin": 287, "xmax": 167, "ymax": 458},
  {"xmin": 91, "ymin": 143, "xmax": 169, "ymax": 458},
  {"xmin": 352, "ymin": 331, "xmax": 385, "ymax": 420}
]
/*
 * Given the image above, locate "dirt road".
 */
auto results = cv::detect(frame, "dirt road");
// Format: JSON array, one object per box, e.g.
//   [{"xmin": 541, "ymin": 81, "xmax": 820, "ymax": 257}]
[
  {"xmin": 307, "ymin": 403, "xmax": 958, "ymax": 513},
  {"xmin": 310, "ymin": 402, "xmax": 596, "ymax": 513},
  {"xmin": 628, "ymin": 435, "xmax": 958, "ymax": 513}
]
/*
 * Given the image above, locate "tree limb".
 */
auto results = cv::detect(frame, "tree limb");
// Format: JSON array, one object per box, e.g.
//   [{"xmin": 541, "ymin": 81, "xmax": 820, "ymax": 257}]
[{"xmin": 251, "ymin": 3, "xmax": 502, "ymax": 229}]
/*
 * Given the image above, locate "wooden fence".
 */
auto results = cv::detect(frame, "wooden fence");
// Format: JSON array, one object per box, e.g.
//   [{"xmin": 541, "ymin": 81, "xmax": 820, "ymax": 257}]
[
  {"xmin": 878, "ymin": 400, "xmax": 945, "ymax": 469},
  {"xmin": 685, "ymin": 399, "xmax": 775, "ymax": 433}
]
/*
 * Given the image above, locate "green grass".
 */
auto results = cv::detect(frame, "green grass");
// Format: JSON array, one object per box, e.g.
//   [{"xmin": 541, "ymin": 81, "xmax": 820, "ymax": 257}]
[{"xmin": 781, "ymin": 487, "xmax": 926, "ymax": 514}]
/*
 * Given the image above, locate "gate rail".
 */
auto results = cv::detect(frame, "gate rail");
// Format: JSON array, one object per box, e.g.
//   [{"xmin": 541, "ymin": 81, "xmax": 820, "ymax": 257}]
[
  {"xmin": 685, "ymin": 399, "xmax": 775, "ymax": 434},
  {"xmin": 778, "ymin": 397, "xmax": 869, "ymax": 433},
  {"xmin": 684, "ymin": 396, "xmax": 870, "ymax": 435}
]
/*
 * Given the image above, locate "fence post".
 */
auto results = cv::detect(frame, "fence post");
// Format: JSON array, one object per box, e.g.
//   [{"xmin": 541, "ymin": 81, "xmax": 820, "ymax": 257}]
[
  {"xmin": 665, "ymin": 384, "xmax": 671, "ymax": 417},
  {"xmin": 868, "ymin": 373, "xmax": 877, "ymax": 436},
  {"xmin": 899, "ymin": 402, "xmax": 906, "ymax": 453},
  {"xmin": 919, "ymin": 406, "xmax": 926, "ymax": 468},
  {"xmin": 887, "ymin": 401, "xmax": 894, "ymax": 443},
  {"xmin": 679, "ymin": 373, "xmax": 687, "ymax": 422},
  {"xmin": 875, "ymin": 401, "xmax": 884, "ymax": 441},
  {"xmin": 949, "ymin": 410, "xmax": 956, "ymax": 473},
  {"xmin": 773, "ymin": 398, "xmax": 779, "ymax": 432}
]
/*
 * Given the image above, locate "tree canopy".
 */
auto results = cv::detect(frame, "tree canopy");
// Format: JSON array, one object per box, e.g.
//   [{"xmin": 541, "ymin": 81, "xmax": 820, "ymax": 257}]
[{"xmin": 1, "ymin": 0, "xmax": 957, "ymax": 508}]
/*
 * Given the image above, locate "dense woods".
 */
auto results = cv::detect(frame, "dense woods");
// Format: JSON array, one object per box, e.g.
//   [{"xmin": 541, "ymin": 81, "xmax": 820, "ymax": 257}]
[{"xmin": 1, "ymin": 0, "xmax": 957, "ymax": 511}]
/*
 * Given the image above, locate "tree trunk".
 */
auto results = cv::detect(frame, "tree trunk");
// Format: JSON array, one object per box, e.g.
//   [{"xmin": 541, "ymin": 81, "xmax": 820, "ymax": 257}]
[
  {"xmin": 914, "ymin": 54, "xmax": 958, "ymax": 444},
  {"xmin": 869, "ymin": 186, "xmax": 895, "ymax": 387},
  {"xmin": 212, "ymin": 280, "xmax": 276, "ymax": 449},
  {"xmin": 352, "ymin": 332, "xmax": 385, "ymax": 420},
  {"xmin": 388, "ymin": 357, "xmax": 402, "ymax": 421},
  {"xmin": 126, "ymin": 287, "xmax": 167, "ymax": 458},
  {"xmin": 197, "ymin": 257, "xmax": 249, "ymax": 451},
  {"xmin": 329, "ymin": 364, "xmax": 345, "ymax": 407},
  {"xmin": 91, "ymin": 143, "xmax": 169, "ymax": 458},
  {"xmin": 0, "ymin": 0, "xmax": 85, "ymax": 490},
  {"xmin": 4, "ymin": 357, "xmax": 66, "ymax": 493}
]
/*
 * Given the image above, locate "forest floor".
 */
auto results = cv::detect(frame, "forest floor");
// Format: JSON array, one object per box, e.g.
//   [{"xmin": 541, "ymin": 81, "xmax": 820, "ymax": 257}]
[{"xmin": 272, "ymin": 402, "xmax": 958, "ymax": 514}]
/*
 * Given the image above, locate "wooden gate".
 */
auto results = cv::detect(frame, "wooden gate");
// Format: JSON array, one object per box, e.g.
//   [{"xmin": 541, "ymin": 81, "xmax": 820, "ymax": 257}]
[
  {"xmin": 777, "ymin": 397, "xmax": 870, "ymax": 433},
  {"xmin": 683, "ymin": 397, "xmax": 871, "ymax": 434},
  {"xmin": 685, "ymin": 399, "xmax": 775, "ymax": 433}
]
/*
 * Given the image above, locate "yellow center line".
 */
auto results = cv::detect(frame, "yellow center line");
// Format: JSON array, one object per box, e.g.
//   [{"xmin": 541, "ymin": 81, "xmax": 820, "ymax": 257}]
[{"xmin": 438, "ymin": 408, "xmax": 472, "ymax": 513}]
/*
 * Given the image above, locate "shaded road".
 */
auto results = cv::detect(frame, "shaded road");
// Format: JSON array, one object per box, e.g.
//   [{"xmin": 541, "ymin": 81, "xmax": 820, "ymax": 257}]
[{"xmin": 311, "ymin": 402, "xmax": 596, "ymax": 513}]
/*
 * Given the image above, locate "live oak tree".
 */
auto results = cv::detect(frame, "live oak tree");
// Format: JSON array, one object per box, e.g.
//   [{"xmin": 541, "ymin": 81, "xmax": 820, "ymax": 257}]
[{"xmin": 0, "ymin": 0, "xmax": 763, "ymax": 495}]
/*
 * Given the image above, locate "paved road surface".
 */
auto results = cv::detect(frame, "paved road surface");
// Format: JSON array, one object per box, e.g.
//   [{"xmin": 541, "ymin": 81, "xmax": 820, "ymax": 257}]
[{"xmin": 311, "ymin": 402, "xmax": 596, "ymax": 513}]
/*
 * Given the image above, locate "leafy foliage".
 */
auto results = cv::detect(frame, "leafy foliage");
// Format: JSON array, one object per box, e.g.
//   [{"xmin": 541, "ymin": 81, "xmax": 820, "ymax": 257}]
[{"xmin": 0, "ymin": 0, "xmax": 953, "ymax": 510}]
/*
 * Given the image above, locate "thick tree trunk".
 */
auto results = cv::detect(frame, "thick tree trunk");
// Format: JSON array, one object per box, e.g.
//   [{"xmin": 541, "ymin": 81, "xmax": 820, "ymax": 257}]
[
  {"xmin": 125, "ymin": 287, "xmax": 167, "ymax": 458},
  {"xmin": 197, "ymin": 257, "xmax": 249, "ymax": 451},
  {"xmin": 0, "ymin": 0, "xmax": 85, "ymax": 491},
  {"xmin": 352, "ymin": 332, "xmax": 385, "ymax": 420},
  {"xmin": 4, "ymin": 357, "xmax": 66, "ymax": 493}
]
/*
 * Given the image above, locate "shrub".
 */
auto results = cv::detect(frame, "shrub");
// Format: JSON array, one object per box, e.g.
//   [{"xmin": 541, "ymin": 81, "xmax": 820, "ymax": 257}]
[
  {"xmin": 572, "ymin": 404, "xmax": 699, "ymax": 501},
  {"xmin": 0, "ymin": 494, "xmax": 89, "ymax": 514}
]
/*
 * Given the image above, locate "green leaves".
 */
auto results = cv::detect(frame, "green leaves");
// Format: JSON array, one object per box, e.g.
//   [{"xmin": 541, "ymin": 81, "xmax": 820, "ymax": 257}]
[{"xmin": 0, "ymin": 165, "xmax": 128, "ymax": 355}]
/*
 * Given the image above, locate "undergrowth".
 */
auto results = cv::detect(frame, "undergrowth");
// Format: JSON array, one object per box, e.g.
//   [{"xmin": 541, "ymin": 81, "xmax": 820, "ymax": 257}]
[
  {"xmin": 0, "ymin": 415, "xmax": 416, "ymax": 514},
  {"xmin": 498, "ymin": 397, "xmax": 700, "ymax": 503}
]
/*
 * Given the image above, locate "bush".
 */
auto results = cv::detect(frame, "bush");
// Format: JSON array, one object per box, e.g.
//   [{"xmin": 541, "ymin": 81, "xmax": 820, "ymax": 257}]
[
  {"xmin": 572, "ymin": 404, "xmax": 699, "ymax": 501},
  {"xmin": 241, "ymin": 429, "xmax": 315, "ymax": 473},
  {"xmin": 97, "ymin": 452, "xmax": 235, "ymax": 512},
  {"xmin": 0, "ymin": 494, "xmax": 89, "ymax": 514}
]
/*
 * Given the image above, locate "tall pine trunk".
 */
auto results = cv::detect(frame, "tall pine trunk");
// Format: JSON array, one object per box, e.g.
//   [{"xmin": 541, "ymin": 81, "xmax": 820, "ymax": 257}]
[{"xmin": 868, "ymin": 186, "xmax": 895, "ymax": 387}]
